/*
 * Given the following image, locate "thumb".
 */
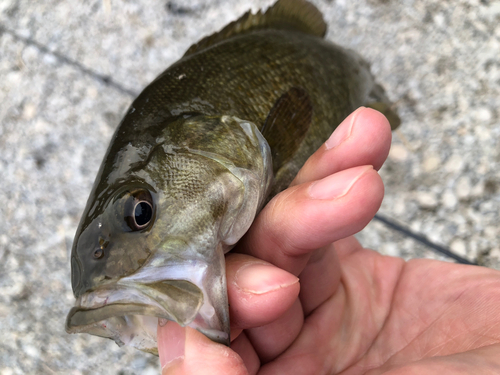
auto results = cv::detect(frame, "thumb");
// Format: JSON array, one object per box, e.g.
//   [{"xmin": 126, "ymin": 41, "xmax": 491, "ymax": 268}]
[{"xmin": 158, "ymin": 320, "xmax": 249, "ymax": 375}]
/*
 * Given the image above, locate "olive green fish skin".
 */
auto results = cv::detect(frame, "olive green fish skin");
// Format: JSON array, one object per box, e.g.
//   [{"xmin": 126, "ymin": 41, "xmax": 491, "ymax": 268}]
[
  {"xmin": 67, "ymin": 2, "xmax": 393, "ymax": 353},
  {"xmin": 84, "ymin": 29, "xmax": 371, "ymax": 234},
  {"xmin": 69, "ymin": 115, "xmax": 271, "ymax": 349}
]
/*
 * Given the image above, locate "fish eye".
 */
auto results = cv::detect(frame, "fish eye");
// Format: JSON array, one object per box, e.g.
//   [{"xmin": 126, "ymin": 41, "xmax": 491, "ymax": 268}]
[
  {"xmin": 133, "ymin": 201, "xmax": 153, "ymax": 227},
  {"xmin": 125, "ymin": 189, "xmax": 154, "ymax": 231}
]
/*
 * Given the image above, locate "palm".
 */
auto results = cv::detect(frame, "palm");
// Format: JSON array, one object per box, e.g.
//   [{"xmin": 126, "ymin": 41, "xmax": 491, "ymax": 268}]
[{"xmin": 260, "ymin": 240, "xmax": 500, "ymax": 374}]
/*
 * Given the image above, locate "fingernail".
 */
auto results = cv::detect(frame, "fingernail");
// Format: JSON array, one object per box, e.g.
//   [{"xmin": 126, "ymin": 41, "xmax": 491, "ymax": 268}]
[
  {"xmin": 234, "ymin": 262, "xmax": 299, "ymax": 295},
  {"xmin": 158, "ymin": 320, "xmax": 185, "ymax": 371},
  {"xmin": 308, "ymin": 165, "xmax": 373, "ymax": 200},
  {"xmin": 325, "ymin": 107, "xmax": 365, "ymax": 150}
]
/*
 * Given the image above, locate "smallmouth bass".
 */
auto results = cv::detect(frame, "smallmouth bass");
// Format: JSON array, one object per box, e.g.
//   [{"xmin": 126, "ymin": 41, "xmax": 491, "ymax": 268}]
[{"xmin": 66, "ymin": 0, "xmax": 399, "ymax": 354}]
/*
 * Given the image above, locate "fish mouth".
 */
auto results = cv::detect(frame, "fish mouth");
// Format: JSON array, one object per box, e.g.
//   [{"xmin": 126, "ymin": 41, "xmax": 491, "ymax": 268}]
[{"xmin": 65, "ymin": 262, "xmax": 230, "ymax": 354}]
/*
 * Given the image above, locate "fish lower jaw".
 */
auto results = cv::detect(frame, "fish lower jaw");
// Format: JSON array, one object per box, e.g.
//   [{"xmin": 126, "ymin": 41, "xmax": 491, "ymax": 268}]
[{"xmin": 65, "ymin": 274, "xmax": 229, "ymax": 354}]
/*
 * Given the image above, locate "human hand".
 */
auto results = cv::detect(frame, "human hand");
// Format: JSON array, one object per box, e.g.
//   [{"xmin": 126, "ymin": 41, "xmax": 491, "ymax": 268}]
[{"xmin": 157, "ymin": 107, "xmax": 500, "ymax": 374}]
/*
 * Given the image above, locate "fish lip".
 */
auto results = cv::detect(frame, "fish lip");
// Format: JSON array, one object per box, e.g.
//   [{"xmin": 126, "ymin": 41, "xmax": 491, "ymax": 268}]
[
  {"xmin": 65, "ymin": 280, "xmax": 201, "ymax": 332},
  {"xmin": 64, "ymin": 280, "xmax": 203, "ymax": 355},
  {"xmin": 65, "ymin": 303, "xmax": 162, "ymax": 333},
  {"xmin": 65, "ymin": 261, "xmax": 230, "ymax": 351},
  {"xmin": 65, "ymin": 285, "xmax": 176, "ymax": 333}
]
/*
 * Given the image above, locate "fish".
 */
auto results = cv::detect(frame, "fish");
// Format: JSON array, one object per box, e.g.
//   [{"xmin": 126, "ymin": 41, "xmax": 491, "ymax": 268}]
[{"xmin": 65, "ymin": 0, "xmax": 400, "ymax": 355}]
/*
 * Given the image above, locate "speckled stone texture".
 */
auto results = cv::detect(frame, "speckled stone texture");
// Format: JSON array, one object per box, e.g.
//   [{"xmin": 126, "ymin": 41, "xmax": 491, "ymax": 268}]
[{"xmin": 1, "ymin": 0, "xmax": 499, "ymax": 373}]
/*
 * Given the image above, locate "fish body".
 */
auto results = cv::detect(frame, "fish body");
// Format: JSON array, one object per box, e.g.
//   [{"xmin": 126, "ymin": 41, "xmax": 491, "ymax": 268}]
[{"xmin": 66, "ymin": 0, "xmax": 399, "ymax": 354}]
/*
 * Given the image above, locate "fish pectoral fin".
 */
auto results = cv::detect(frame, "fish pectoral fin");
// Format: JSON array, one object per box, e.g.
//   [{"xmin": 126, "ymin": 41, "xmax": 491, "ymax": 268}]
[
  {"xmin": 183, "ymin": 0, "xmax": 326, "ymax": 57},
  {"xmin": 144, "ymin": 280, "xmax": 204, "ymax": 326},
  {"xmin": 262, "ymin": 86, "xmax": 313, "ymax": 174}
]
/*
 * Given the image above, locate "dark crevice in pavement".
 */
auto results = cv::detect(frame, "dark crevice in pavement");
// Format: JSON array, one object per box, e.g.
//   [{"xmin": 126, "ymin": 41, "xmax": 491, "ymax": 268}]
[
  {"xmin": 0, "ymin": 24, "xmax": 139, "ymax": 98},
  {"xmin": 374, "ymin": 214, "xmax": 477, "ymax": 265},
  {"xmin": 1, "ymin": 23, "xmax": 475, "ymax": 265}
]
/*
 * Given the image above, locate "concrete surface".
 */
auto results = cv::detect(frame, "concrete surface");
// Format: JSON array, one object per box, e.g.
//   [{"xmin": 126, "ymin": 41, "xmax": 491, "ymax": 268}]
[{"xmin": 1, "ymin": 0, "xmax": 499, "ymax": 373}]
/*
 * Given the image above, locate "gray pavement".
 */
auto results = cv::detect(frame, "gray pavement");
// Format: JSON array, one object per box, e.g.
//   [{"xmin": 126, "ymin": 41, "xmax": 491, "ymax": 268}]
[{"xmin": 1, "ymin": 0, "xmax": 499, "ymax": 373}]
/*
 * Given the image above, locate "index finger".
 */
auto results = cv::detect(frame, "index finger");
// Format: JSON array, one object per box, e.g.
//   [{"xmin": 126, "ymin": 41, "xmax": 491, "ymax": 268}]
[{"xmin": 292, "ymin": 107, "xmax": 392, "ymax": 186}]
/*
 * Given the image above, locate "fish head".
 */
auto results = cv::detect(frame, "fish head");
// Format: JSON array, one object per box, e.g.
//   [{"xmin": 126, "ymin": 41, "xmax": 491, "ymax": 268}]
[
  {"xmin": 70, "ymin": 184, "xmax": 157, "ymax": 298},
  {"xmin": 66, "ymin": 114, "xmax": 272, "ymax": 353}
]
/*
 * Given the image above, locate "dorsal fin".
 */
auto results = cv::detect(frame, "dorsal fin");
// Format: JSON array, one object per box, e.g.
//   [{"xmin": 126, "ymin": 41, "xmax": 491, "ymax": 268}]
[{"xmin": 184, "ymin": 0, "xmax": 327, "ymax": 57}]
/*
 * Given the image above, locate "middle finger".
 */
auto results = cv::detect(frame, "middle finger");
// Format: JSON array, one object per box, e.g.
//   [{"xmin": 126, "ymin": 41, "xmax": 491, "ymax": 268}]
[{"xmin": 237, "ymin": 165, "xmax": 384, "ymax": 275}]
